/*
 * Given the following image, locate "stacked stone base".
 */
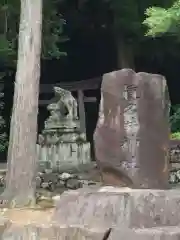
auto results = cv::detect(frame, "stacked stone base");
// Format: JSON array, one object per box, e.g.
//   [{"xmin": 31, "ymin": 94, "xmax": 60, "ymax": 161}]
[{"xmin": 37, "ymin": 142, "xmax": 91, "ymax": 172}]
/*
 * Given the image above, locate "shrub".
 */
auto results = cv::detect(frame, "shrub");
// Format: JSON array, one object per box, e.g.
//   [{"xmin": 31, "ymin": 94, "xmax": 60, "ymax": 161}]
[
  {"xmin": 170, "ymin": 132, "xmax": 180, "ymax": 140},
  {"xmin": 170, "ymin": 104, "xmax": 180, "ymax": 133}
]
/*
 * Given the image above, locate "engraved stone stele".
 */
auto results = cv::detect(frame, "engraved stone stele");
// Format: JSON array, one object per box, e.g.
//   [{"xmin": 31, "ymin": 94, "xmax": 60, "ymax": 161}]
[
  {"xmin": 93, "ymin": 69, "xmax": 170, "ymax": 189},
  {"xmin": 37, "ymin": 87, "xmax": 91, "ymax": 172}
]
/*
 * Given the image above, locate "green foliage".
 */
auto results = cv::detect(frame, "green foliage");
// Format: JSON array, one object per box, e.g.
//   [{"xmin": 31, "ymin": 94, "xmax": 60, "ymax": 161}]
[
  {"xmin": 0, "ymin": 0, "xmax": 19, "ymax": 65},
  {"xmin": 170, "ymin": 105, "xmax": 180, "ymax": 133},
  {"xmin": 144, "ymin": 0, "xmax": 180, "ymax": 37},
  {"xmin": 0, "ymin": 0, "xmax": 67, "ymax": 64},
  {"xmin": 170, "ymin": 132, "xmax": 180, "ymax": 139},
  {"xmin": 42, "ymin": 0, "xmax": 68, "ymax": 59},
  {"xmin": 104, "ymin": 0, "xmax": 169, "ymax": 38}
]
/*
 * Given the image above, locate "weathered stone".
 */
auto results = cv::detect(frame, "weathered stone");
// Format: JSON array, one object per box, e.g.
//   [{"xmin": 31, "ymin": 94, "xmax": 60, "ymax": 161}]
[
  {"xmin": 66, "ymin": 178, "xmax": 82, "ymax": 189},
  {"xmin": 41, "ymin": 182, "xmax": 50, "ymax": 189},
  {"xmin": 94, "ymin": 69, "xmax": 170, "ymax": 189},
  {"xmin": 79, "ymin": 180, "xmax": 98, "ymax": 187},
  {"xmin": 169, "ymin": 140, "xmax": 180, "ymax": 163},
  {"xmin": 0, "ymin": 217, "xmax": 10, "ymax": 239},
  {"xmin": 56, "ymin": 179, "xmax": 65, "ymax": 188},
  {"xmin": 109, "ymin": 226, "xmax": 180, "ymax": 240},
  {"xmin": 53, "ymin": 187, "xmax": 180, "ymax": 229},
  {"xmin": 59, "ymin": 172, "xmax": 74, "ymax": 180},
  {"xmin": 0, "ymin": 175, "xmax": 5, "ymax": 187},
  {"xmin": 37, "ymin": 87, "xmax": 91, "ymax": 172},
  {"xmin": 42, "ymin": 173, "xmax": 58, "ymax": 184},
  {"xmin": 52, "ymin": 195, "xmax": 61, "ymax": 205},
  {"xmin": 35, "ymin": 176, "xmax": 42, "ymax": 188},
  {"xmin": 1, "ymin": 223, "xmax": 110, "ymax": 240},
  {"xmin": 169, "ymin": 140, "xmax": 180, "ymax": 185}
]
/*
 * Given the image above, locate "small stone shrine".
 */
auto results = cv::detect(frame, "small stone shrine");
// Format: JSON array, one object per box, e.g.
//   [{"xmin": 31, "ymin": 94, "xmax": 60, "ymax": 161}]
[{"xmin": 37, "ymin": 86, "xmax": 91, "ymax": 171}]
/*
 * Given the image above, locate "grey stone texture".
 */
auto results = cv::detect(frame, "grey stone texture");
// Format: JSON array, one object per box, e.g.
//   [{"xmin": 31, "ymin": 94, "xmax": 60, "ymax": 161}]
[
  {"xmin": 37, "ymin": 86, "xmax": 91, "ymax": 172},
  {"xmin": 94, "ymin": 69, "xmax": 170, "ymax": 189},
  {"xmin": 1, "ymin": 223, "xmax": 110, "ymax": 240},
  {"xmin": 53, "ymin": 187, "xmax": 180, "ymax": 229}
]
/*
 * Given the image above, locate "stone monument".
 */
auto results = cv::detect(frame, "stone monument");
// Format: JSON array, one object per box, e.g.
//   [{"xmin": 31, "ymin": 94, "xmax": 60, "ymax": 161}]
[
  {"xmin": 94, "ymin": 69, "xmax": 170, "ymax": 189},
  {"xmin": 37, "ymin": 87, "xmax": 91, "ymax": 171},
  {"xmin": 52, "ymin": 70, "xmax": 180, "ymax": 239}
]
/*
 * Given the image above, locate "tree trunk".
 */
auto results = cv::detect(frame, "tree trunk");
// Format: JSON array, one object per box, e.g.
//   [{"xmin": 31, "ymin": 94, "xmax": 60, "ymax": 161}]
[
  {"xmin": 1, "ymin": 0, "xmax": 42, "ymax": 207},
  {"xmin": 116, "ymin": 34, "xmax": 135, "ymax": 70}
]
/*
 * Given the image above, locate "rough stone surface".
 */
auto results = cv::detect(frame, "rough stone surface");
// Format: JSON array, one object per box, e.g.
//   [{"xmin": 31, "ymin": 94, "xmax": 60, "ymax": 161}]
[
  {"xmin": 53, "ymin": 187, "xmax": 180, "ymax": 229},
  {"xmin": 169, "ymin": 140, "xmax": 180, "ymax": 185},
  {"xmin": 0, "ymin": 217, "xmax": 10, "ymax": 239},
  {"xmin": 94, "ymin": 69, "xmax": 170, "ymax": 189},
  {"xmin": 1, "ymin": 223, "xmax": 110, "ymax": 240},
  {"xmin": 66, "ymin": 178, "xmax": 82, "ymax": 189},
  {"xmin": 109, "ymin": 226, "xmax": 180, "ymax": 240},
  {"xmin": 0, "ymin": 165, "xmax": 102, "ymax": 199},
  {"xmin": 36, "ymin": 87, "xmax": 91, "ymax": 172}
]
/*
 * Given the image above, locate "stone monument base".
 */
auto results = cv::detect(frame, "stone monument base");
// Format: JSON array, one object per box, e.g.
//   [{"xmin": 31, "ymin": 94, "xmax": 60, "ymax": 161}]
[
  {"xmin": 1, "ymin": 223, "xmax": 110, "ymax": 239},
  {"xmin": 109, "ymin": 226, "xmax": 180, "ymax": 239},
  {"xmin": 52, "ymin": 186, "xmax": 180, "ymax": 239},
  {"xmin": 37, "ymin": 142, "xmax": 91, "ymax": 172}
]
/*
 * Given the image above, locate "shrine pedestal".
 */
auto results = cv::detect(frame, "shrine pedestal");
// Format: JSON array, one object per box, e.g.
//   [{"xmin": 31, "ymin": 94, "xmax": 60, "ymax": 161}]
[
  {"xmin": 37, "ymin": 87, "xmax": 91, "ymax": 172},
  {"xmin": 37, "ymin": 142, "xmax": 91, "ymax": 172}
]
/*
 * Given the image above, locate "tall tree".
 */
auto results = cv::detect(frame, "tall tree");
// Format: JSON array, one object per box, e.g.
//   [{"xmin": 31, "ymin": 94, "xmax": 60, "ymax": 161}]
[
  {"xmin": 1, "ymin": 0, "xmax": 42, "ymax": 207},
  {"xmin": 67, "ymin": 0, "xmax": 168, "ymax": 69},
  {"xmin": 106, "ymin": 0, "xmax": 171, "ymax": 69},
  {"xmin": 0, "ymin": 0, "xmax": 66, "ymax": 65}
]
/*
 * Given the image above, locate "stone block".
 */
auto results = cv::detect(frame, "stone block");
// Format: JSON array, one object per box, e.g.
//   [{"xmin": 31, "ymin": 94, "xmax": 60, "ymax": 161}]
[
  {"xmin": 53, "ymin": 187, "xmax": 180, "ymax": 229},
  {"xmin": 37, "ymin": 142, "xmax": 91, "ymax": 172},
  {"xmin": 1, "ymin": 223, "xmax": 110, "ymax": 240},
  {"xmin": 94, "ymin": 69, "xmax": 170, "ymax": 189},
  {"xmin": 109, "ymin": 226, "xmax": 180, "ymax": 240}
]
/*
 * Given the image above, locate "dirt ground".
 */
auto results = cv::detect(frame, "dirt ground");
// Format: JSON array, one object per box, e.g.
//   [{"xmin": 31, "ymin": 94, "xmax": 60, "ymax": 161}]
[
  {"xmin": 0, "ymin": 207, "xmax": 54, "ymax": 225},
  {"xmin": 0, "ymin": 162, "xmax": 102, "ymax": 229}
]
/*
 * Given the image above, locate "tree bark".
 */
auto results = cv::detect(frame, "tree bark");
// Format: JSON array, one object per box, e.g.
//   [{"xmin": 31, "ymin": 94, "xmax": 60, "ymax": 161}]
[
  {"xmin": 1, "ymin": 0, "xmax": 42, "ymax": 207},
  {"xmin": 112, "ymin": 9, "xmax": 135, "ymax": 70},
  {"xmin": 116, "ymin": 34, "xmax": 135, "ymax": 70}
]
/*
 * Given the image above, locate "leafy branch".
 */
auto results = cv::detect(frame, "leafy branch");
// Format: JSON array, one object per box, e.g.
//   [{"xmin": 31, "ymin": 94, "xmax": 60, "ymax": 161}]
[{"xmin": 144, "ymin": 0, "xmax": 180, "ymax": 37}]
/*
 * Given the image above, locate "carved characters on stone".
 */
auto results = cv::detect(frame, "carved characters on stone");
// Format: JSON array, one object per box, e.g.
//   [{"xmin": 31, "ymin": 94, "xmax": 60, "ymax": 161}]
[
  {"xmin": 123, "ymin": 84, "xmax": 140, "ymax": 170},
  {"xmin": 94, "ymin": 69, "xmax": 170, "ymax": 189}
]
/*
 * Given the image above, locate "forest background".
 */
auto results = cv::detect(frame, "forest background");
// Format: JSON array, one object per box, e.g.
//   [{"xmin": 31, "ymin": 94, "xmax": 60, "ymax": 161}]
[{"xmin": 0, "ymin": 0, "xmax": 180, "ymax": 157}]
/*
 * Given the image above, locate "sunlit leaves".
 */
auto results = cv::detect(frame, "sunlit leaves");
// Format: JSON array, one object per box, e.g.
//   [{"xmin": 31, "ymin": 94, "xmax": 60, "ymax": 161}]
[{"xmin": 144, "ymin": 0, "xmax": 180, "ymax": 37}]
